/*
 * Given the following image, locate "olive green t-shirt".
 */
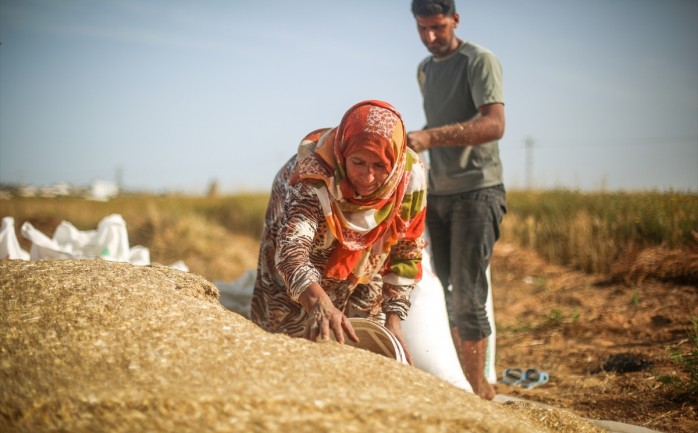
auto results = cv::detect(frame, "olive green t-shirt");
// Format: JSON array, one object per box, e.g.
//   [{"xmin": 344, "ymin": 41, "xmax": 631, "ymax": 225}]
[{"xmin": 418, "ymin": 40, "xmax": 505, "ymax": 195}]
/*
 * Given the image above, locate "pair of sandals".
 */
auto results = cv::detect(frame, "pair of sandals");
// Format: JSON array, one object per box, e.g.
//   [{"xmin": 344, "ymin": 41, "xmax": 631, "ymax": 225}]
[{"xmin": 500, "ymin": 368, "xmax": 549, "ymax": 389}]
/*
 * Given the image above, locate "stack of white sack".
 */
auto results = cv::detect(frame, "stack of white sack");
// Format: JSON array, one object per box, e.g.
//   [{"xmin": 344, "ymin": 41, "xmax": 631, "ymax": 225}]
[
  {"xmin": 1, "ymin": 214, "xmax": 188, "ymax": 271},
  {"xmin": 216, "ymin": 243, "xmax": 497, "ymax": 393}
]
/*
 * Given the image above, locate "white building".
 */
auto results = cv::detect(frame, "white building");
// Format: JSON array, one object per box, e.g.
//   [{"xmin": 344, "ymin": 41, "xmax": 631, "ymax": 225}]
[{"xmin": 89, "ymin": 180, "xmax": 119, "ymax": 201}]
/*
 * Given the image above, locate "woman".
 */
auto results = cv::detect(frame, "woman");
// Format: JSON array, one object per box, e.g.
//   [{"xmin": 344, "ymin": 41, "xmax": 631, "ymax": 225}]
[{"xmin": 250, "ymin": 100, "xmax": 426, "ymax": 364}]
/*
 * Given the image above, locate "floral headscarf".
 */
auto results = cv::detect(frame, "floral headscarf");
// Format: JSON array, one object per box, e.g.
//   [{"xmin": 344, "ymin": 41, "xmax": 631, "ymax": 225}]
[{"xmin": 293, "ymin": 100, "xmax": 426, "ymax": 284}]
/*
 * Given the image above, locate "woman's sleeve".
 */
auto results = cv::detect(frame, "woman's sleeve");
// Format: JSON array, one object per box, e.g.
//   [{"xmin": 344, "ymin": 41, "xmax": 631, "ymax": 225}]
[
  {"xmin": 274, "ymin": 182, "xmax": 324, "ymax": 302},
  {"xmin": 381, "ymin": 234, "xmax": 426, "ymax": 319}
]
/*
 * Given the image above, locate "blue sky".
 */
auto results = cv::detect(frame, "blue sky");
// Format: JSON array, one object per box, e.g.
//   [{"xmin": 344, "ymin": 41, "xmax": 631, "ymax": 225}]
[{"xmin": 1, "ymin": 0, "xmax": 697, "ymax": 193}]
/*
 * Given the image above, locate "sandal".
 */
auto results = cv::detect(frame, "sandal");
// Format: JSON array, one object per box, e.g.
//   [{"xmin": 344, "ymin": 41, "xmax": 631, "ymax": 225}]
[
  {"xmin": 500, "ymin": 368, "xmax": 525, "ymax": 386},
  {"xmin": 520, "ymin": 368, "xmax": 549, "ymax": 389}
]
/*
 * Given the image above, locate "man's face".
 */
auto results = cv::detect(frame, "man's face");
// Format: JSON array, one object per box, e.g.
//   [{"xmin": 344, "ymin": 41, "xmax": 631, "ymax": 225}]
[{"xmin": 415, "ymin": 13, "xmax": 459, "ymax": 58}]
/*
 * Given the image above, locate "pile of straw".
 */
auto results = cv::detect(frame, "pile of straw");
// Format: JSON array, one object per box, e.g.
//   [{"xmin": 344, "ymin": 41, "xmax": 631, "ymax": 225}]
[
  {"xmin": 1, "ymin": 259, "xmax": 602, "ymax": 433},
  {"xmin": 613, "ymin": 245, "xmax": 698, "ymax": 285}
]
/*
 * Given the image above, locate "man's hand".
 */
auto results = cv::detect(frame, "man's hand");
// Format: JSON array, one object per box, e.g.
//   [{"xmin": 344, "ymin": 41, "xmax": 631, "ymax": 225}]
[{"xmin": 407, "ymin": 130, "xmax": 431, "ymax": 153}]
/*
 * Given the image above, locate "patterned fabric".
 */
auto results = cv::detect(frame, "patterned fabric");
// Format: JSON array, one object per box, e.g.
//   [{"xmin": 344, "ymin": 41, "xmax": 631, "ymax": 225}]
[
  {"xmin": 250, "ymin": 101, "xmax": 427, "ymax": 337},
  {"xmin": 293, "ymin": 100, "xmax": 424, "ymax": 285}
]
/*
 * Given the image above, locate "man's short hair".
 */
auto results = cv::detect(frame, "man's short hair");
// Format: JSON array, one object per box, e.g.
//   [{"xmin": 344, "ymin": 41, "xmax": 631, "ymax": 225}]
[{"xmin": 411, "ymin": 0, "xmax": 456, "ymax": 17}]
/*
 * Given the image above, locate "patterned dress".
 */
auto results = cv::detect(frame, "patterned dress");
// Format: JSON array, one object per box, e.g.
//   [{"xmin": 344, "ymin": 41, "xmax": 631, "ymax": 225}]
[{"xmin": 250, "ymin": 155, "xmax": 426, "ymax": 337}]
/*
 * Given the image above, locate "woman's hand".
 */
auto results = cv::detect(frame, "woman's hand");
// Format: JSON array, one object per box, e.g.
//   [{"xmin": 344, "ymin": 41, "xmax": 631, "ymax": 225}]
[
  {"xmin": 385, "ymin": 313, "xmax": 413, "ymax": 365},
  {"xmin": 299, "ymin": 283, "xmax": 359, "ymax": 344}
]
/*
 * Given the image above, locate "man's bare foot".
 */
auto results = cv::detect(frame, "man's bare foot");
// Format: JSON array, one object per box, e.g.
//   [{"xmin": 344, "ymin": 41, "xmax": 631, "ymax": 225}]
[
  {"xmin": 472, "ymin": 377, "xmax": 496, "ymax": 400},
  {"xmin": 458, "ymin": 336, "xmax": 496, "ymax": 400}
]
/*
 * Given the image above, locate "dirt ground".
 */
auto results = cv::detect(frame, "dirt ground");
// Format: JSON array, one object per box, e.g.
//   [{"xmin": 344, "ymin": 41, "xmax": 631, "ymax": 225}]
[{"xmin": 490, "ymin": 242, "xmax": 698, "ymax": 433}]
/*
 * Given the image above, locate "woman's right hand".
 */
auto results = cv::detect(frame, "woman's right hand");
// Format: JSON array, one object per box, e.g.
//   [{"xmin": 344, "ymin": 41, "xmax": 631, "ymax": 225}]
[{"xmin": 299, "ymin": 283, "xmax": 359, "ymax": 344}]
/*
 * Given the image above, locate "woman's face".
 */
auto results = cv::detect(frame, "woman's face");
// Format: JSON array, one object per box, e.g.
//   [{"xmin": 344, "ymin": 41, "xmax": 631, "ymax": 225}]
[{"xmin": 345, "ymin": 149, "xmax": 391, "ymax": 197}]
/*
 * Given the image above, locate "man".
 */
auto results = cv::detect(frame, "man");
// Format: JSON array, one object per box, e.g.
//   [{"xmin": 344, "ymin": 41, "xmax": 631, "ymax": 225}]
[{"xmin": 408, "ymin": 0, "xmax": 506, "ymax": 400}]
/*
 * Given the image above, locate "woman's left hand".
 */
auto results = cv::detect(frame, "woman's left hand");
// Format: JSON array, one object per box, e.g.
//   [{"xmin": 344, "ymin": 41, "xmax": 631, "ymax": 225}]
[{"xmin": 384, "ymin": 313, "xmax": 413, "ymax": 366}]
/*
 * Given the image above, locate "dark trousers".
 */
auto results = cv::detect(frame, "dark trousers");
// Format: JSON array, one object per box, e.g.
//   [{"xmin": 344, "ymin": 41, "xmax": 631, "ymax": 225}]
[{"xmin": 426, "ymin": 185, "xmax": 506, "ymax": 341}]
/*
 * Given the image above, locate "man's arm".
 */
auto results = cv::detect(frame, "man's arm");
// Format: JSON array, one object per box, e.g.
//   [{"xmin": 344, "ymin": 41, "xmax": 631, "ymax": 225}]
[{"xmin": 407, "ymin": 102, "xmax": 505, "ymax": 153}]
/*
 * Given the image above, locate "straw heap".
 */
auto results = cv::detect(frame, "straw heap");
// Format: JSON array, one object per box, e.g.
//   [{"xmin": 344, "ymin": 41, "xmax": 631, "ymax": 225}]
[{"xmin": 1, "ymin": 259, "xmax": 602, "ymax": 433}]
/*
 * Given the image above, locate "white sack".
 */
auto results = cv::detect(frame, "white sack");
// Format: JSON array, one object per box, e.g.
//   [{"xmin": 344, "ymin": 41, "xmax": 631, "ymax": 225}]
[
  {"xmin": 0, "ymin": 217, "xmax": 30, "ymax": 260},
  {"xmin": 20, "ymin": 214, "xmax": 152, "ymax": 266},
  {"xmin": 21, "ymin": 221, "xmax": 79, "ymax": 260},
  {"xmin": 402, "ymin": 247, "xmax": 472, "ymax": 392},
  {"xmin": 52, "ymin": 214, "xmax": 130, "ymax": 261},
  {"xmin": 216, "ymin": 268, "xmax": 256, "ymax": 317},
  {"xmin": 402, "ymin": 245, "xmax": 498, "ymax": 391},
  {"xmin": 168, "ymin": 260, "xmax": 189, "ymax": 272},
  {"xmin": 484, "ymin": 267, "xmax": 497, "ymax": 384},
  {"xmin": 129, "ymin": 245, "xmax": 151, "ymax": 266}
]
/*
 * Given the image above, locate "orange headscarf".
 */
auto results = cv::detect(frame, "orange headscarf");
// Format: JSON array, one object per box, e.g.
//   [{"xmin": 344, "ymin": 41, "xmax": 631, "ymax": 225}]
[{"xmin": 292, "ymin": 100, "xmax": 426, "ymax": 284}]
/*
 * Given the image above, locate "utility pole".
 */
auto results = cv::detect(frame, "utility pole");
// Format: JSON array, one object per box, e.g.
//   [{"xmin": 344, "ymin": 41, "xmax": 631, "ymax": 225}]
[
  {"xmin": 525, "ymin": 137, "xmax": 534, "ymax": 190},
  {"xmin": 115, "ymin": 167, "xmax": 123, "ymax": 195}
]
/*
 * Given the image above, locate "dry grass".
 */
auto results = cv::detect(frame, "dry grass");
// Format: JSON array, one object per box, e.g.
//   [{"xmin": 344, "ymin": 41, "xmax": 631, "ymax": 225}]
[
  {"xmin": 611, "ymin": 244, "xmax": 698, "ymax": 285},
  {"xmin": 131, "ymin": 211, "xmax": 260, "ymax": 281},
  {"xmin": 501, "ymin": 190, "xmax": 698, "ymax": 282}
]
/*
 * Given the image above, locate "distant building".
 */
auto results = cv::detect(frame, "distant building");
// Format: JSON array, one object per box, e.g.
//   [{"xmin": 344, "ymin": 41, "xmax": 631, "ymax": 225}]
[
  {"xmin": 40, "ymin": 182, "xmax": 71, "ymax": 197},
  {"xmin": 18, "ymin": 185, "xmax": 38, "ymax": 197},
  {"xmin": 89, "ymin": 180, "xmax": 119, "ymax": 201}
]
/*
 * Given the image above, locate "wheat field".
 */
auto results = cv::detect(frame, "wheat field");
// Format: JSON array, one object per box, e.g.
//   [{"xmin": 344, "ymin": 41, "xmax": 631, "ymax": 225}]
[{"xmin": 2, "ymin": 189, "xmax": 696, "ymax": 283}]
